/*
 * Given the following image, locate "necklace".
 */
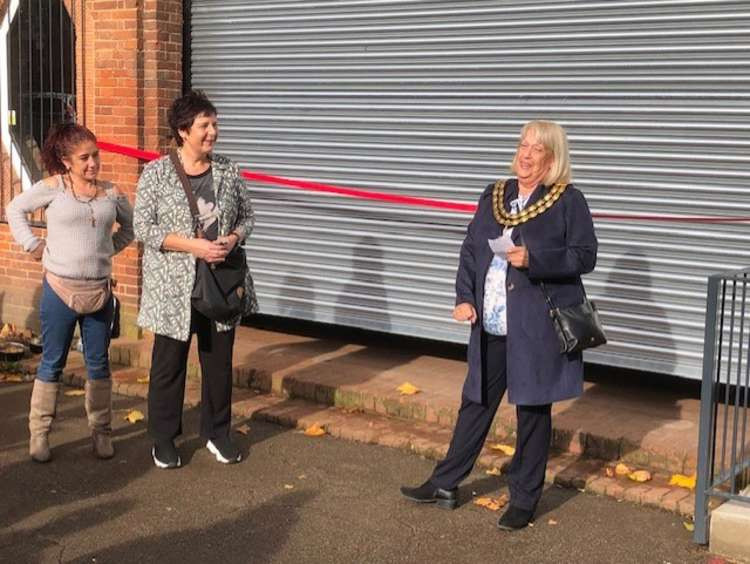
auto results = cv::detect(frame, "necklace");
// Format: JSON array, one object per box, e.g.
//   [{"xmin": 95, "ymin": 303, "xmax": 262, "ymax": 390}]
[
  {"xmin": 492, "ymin": 179, "xmax": 568, "ymax": 227},
  {"xmin": 65, "ymin": 173, "xmax": 98, "ymax": 228},
  {"xmin": 176, "ymin": 147, "xmax": 211, "ymax": 175}
]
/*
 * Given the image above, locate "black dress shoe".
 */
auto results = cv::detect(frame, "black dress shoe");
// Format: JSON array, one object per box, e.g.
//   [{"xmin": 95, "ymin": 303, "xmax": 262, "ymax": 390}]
[
  {"xmin": 497, "ymin": 505, "xmax": 534, "ymax": 531},
  {"xmin": 400, "ymin": 481, "xmax": 458, "ymax": 510}
]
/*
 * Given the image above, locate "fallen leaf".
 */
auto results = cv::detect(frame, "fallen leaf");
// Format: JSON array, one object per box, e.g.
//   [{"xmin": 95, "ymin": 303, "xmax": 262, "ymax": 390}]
[
  {"xmin": 615, "ymin": 463, "xmax": 632, "ymax": 476},
  {"xmin": 297, "ymin": 474, "xmax": 307, "ymax": 480},
  {"xmin": 485, "ymin": 467, "xmax": 502, "ymax": 476},
  {"xmin": 136, "ymin": 376, "xmax": 150, "ymax": 384},
  {"xmin": 284, "ymin": 484, "xmax": 294, "ymax": 490},
  {"xmin": 605, "ymin": 466, "xmax": 615, "ymax": 478},
  {"xmin": 489, "ymin": 443, "xmax": 516, "ymax": 456},
  {"xmin": 628, "ymin": 470, "xmax": 652, "ymax": 483},
  {"xmin": 236, "ymin": 424, "xmax": 251, "ymax": 435},
  {"xmin": 473, "ymin": 494, "xmax": 509, "ymax": 512},
  {"xmin": 396, "ymin": 382, "xmax": 420, "ymax": 395},
  {"xmin": 669, "ymin": 473, "xmax": 696, "ymax": 491},
  {"xmin": 64, "ymin": 389, "xmax": 85, "ymax": 397},
  {"xmin": 548, "ymin": 519, "xmax": 559, "ymax": 526},
  {"xmin": 124, "ymin": 409, "xmax": 145, "ymax": 424},
  {"xmin": 303, "ymin": 423, "xmax": 326, "ymax": 437},
  {"xmin": 683, "ymin": 521, "xmax": 695, "ymax": 532}
]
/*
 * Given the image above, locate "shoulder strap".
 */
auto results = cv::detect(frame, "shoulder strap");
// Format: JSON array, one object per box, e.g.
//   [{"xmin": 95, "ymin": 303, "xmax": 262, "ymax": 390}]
[
  {"xmin": 540, "ymin": 280, "xmax": 589, "ymax": 310},
  {"xmin": 539, "ymin": 281, "xmax": 556, "ymax": 310},
  {"xmin": 169, "ymin": 149, "xmax": 204, "ymax": 238}
]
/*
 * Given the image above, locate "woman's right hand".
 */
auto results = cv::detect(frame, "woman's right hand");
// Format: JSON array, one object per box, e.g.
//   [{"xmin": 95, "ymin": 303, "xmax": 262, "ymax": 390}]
[
  {"xmin": 190, "ymin": 238, "xmax": 229, "ymax": 264},
  {"xmin": 453, "ymin": 302, "xmax": 477, "ymax": 324},
  {"xmin": 30, "ymin": 240, "xmax": 46, "ymax": 261}
]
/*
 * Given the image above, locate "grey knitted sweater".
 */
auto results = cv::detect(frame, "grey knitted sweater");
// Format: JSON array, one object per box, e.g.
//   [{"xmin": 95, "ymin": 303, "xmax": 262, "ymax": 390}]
[{"xmin": 7, "ymin": 175, "xmax": 134, "ymax": 279}]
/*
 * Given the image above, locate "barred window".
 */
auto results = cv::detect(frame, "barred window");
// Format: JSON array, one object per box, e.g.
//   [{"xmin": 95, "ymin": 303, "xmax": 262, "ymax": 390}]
[{"xmin": 8, "ymin": 0, "xmax": 76, "ymax": 182}]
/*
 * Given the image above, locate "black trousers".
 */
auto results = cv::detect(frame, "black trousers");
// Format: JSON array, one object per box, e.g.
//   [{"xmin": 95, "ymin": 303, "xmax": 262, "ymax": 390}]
[
  {"xmin": 430, "ymin": 334, "xmax": 552, "ymax": 512},
  {"xmin": 147, "ymin": 307, "xmax": 235, "ymax": 442}
]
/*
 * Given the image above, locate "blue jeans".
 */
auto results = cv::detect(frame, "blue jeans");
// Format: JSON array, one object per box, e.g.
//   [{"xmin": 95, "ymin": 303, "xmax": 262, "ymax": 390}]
[{"xmin": 36, "ymin": 277, "xmax": 114, "ymax": 383}]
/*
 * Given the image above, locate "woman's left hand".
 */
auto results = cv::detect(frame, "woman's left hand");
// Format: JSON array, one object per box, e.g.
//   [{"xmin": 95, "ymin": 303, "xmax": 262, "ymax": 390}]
[
  {"xmin": 216, "ymin": 233, "xmax": 239, "ymax": 252},
  {"xmin": 506, "ymin": 245, "xmax": 529, "ymax": 268}
]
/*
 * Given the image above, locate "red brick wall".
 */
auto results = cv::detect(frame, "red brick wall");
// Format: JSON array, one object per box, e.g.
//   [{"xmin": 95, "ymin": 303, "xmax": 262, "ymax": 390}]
[{"xmin": 0, "ymin": 0, "xmax": 183, "ymax": 337}]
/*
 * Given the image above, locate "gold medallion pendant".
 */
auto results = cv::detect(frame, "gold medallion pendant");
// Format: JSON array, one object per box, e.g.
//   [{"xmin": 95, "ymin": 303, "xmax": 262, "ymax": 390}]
[{"xmin": 492, "ymin": 180, "xmax": 568, "ymax": 227}]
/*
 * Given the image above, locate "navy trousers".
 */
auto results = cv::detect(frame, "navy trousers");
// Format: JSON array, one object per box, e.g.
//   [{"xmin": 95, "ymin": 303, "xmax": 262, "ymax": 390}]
[{"xmin": 430, "ymin": 333, "xmax": 552, "ymax": 512}]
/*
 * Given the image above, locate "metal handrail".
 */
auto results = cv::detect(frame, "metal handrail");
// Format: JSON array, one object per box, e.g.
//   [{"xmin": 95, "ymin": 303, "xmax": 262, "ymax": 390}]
[{"xmin": 694, "ymin": 268, "xmax": 750, "ymax": 544}]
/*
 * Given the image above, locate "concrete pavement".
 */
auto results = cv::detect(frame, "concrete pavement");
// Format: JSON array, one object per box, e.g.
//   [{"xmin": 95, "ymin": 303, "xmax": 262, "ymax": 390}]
[{"xmin": 0, "ymin": 382, "xmax": 714, "ymax": 564}]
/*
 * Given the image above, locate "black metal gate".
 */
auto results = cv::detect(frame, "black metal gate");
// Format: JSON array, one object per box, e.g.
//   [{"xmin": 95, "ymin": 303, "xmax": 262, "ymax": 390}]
[{"xmin": 694, "ymin": 267, "xmax": 750, "ymax": 543}]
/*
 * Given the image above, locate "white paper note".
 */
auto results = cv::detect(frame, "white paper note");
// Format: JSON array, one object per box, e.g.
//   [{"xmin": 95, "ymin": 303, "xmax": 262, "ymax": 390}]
[{"xmin": 488, "ymin": 233, "xmax": 515, "ymax": 256}]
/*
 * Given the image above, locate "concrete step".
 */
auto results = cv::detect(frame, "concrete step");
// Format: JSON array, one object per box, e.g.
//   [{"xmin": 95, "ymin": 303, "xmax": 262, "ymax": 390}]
[
  {"xmin": 56, "ymin": 367, "xmax": 699, "ymax": 520},
  {"xmin": 108, "ymin": 327, "xmax": 699, "ymax": 475}
]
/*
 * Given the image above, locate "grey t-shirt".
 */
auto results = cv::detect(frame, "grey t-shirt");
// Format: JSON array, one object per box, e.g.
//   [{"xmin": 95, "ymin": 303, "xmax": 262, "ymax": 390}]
[{"xmin": 188, "ymin": 167, "xmax": 219, "ymax": 241}]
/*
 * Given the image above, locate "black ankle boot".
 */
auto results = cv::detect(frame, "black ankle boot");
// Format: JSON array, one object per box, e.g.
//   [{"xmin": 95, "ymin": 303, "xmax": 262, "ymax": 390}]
[
  {"xmin": 400, "ymin": 481, "xmax": 458, "ymax": 510},
  {"xmin": 497, "ymin": 505, "xmax": 534, "ymax": 531}
]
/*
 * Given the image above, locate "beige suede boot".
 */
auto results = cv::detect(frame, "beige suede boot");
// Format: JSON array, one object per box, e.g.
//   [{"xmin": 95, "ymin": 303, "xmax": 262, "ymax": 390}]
[
  {"xmin": 85, "ymin": 379, "xmax": 114, "ymax": 459},
  {"xmin": 29, "ymin": 380, "xmax": 60, "ymax": 463}
]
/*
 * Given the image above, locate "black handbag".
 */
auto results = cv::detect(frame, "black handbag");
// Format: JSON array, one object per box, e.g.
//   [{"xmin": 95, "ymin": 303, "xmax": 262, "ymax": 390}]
[
  {"xmin": 170, "ymin": 150, "xmax": 248, "ymax": 322},
  {"xmin": 540, "ymin": 282, "xmax": 607, "ymax": 354},
  {"xmin": 110, "ymin": 295, "xmax": 121, "ymax": 339}
]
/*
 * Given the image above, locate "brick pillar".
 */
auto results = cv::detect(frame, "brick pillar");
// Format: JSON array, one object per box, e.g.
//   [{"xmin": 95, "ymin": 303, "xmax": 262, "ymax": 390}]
[{"xmin": 83, "ymin": 0, "xmax": 183, "ymax": 337}]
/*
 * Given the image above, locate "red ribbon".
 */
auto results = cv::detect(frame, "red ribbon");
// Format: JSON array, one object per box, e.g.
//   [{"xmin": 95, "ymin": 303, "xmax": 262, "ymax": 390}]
[{"xmin": 98, "ymin": 140, "xmax": 750, "ymax": 223}]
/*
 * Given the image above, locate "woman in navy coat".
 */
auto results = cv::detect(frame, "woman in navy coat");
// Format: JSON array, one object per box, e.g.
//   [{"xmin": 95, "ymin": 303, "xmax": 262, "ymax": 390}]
[{"xmin": 401, "ymin": 120, "xmax": 598, "ymax": 531}]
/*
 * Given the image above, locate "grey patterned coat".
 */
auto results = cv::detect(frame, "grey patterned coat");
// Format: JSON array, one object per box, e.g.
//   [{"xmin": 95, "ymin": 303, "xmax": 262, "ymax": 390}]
[{"xmin": 133, "ymin": 153, "xmax": 257, "ymax": 341}]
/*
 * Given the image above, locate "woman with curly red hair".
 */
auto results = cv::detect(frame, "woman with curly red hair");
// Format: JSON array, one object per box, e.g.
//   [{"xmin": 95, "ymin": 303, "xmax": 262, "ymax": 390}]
[{"xmin": 7, "ymin": 123, "xmax": 134, "ymax": 462}]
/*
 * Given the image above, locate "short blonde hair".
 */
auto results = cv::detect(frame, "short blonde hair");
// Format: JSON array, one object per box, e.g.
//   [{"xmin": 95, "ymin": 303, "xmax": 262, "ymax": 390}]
[{"xmin": 510, "ymin": 120, "xmax": 572, "ymax": 186}]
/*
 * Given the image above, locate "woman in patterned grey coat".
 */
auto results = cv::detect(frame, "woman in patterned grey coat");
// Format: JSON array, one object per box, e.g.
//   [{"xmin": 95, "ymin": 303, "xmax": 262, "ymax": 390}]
[{"xmin": 134, "ymin": 91, "xmax": 256, "ymax": 469}]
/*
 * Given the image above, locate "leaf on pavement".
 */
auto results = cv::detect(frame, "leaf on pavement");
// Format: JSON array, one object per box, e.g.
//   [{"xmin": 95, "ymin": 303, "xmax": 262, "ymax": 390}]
[
  {"xmin": 236, "ymin": 424, "xmax": 251, "ymax": 435},
  {"xmin": 396, "ymin": 382, "xmax": 420, "ymax": 395},
  {"xmin": 628, "ymin": 470, "xmax": 652, "ymax": 483},
  {"xmin": 615, "ymin": 463, "xmax": 632, "ymax": 476},
  {"xmin": 683, "ymin": 521, "xmax": 695, "ymax": 532},
  {"xmin": 284, "ymin": 484, "xmax": 294, "ymax": 490},
  {"xmin": 669, "ymin": 473, "xmax": 696, "ymax": 491},
  {"xmin": 485, "ymin": 467, "xmax": 502, "ymax": 476},
  {"xmin": 489, "ymin": 443, "xmax": 516, "ymax": 456},
  {"xmin": 303, "ymin": 423, "xmax": 326, "ymax": 437},
  {"xmin": 548, "ymin": 519, "xmax": 559, "ymax": 526},
  {"xmin": 124, "ymin": 409, "xmax": 145, "ymax": 424},
  {"xmin": 136, "ymin": 376, "xmax": 150, "ymax": 384},
  {"xmin": 2, "ymin": 374, "xmax": 24, "ymax": 383},
  {"xmin": 473, "ymin": 494, "xmax": 509, "ymax": 512},
  {"xmin": 64, "ymin": 389, "xmax": 85, "ymax": 397}
]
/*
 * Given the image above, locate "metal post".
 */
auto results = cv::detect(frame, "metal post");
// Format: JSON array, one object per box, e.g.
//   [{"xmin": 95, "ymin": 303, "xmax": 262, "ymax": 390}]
[{"xmin": 694, "ymin": 275, "xmax": 721, "ymax": 544}]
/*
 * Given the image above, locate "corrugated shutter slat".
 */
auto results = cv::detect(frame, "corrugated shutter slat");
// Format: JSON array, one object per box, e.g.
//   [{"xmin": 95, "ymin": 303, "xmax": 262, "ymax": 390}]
[{"xmin": 191, "ymin": 0, "xmax": 750, "ymax": 379}]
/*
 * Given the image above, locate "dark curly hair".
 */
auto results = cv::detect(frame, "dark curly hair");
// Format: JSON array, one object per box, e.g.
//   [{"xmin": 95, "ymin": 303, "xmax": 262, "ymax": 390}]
[
  {"xmin": 41, "ymin": 123, "xmax": 97, "ymax": 175},
  {"xmin": 168, "ymin": 90, "xmax": 217, "ymax": 146}
]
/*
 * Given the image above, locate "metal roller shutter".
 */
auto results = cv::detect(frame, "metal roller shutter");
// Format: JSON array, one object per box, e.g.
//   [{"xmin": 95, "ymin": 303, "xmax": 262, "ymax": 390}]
[{"xmin": 190, "ymin": 0, "xmax": 750, "ymax": 379}]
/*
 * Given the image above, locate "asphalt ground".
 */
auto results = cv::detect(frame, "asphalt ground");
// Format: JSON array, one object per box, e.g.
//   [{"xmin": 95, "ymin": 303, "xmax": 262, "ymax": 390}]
[{"xmin": 0, "ymin": 382, "xmax": 712, "ymax": 564}]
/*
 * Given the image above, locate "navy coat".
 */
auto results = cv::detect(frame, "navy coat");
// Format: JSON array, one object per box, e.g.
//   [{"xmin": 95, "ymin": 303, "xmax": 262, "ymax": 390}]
[{"xmin": 455, "ymin": 179, "xmax": 598, "ymax": 406}]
